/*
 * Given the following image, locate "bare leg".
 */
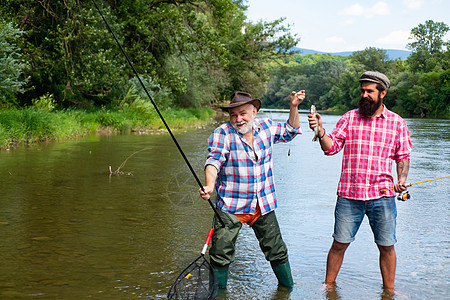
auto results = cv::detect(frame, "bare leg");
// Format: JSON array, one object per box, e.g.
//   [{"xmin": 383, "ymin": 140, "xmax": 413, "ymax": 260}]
[
  {"xmin": 377, "ymin": 245, "xmax": 396, "ymax": 291},
  {"xmin": 325, "ymin": 240, "xmax": 350, "ymax": 287}
]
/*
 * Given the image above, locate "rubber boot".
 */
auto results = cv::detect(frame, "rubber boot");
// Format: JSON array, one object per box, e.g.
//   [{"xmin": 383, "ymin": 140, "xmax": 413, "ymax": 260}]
[
  {"xmin": 271, "ymin": 261, "xmax": 294, "ymax": 288},
  {"xmin": 212, "ymin": 267, "xmax": 229, "ymax": 289}
]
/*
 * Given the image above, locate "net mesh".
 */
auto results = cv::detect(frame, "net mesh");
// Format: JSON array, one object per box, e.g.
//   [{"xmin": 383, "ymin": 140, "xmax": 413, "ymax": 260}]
[{"xmin": 168, "ymin": 255, "xmax": 217, "ymax": 300}]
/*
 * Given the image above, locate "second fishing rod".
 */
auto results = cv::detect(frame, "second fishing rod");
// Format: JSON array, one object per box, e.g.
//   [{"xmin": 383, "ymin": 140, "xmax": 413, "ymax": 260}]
[
  {"xmin": 91, "ymin": 0, "xmax": 225, "ymax": 227},
  {"xmin": 381, "ymin": 175, "xmax": 450, "ymax": 201}
]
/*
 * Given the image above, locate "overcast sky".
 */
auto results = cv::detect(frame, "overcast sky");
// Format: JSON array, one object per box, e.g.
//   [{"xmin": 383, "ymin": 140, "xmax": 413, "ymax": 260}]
[{"xmin": 245, "ymin": 0, "xmax": 450, "ymax": 53}]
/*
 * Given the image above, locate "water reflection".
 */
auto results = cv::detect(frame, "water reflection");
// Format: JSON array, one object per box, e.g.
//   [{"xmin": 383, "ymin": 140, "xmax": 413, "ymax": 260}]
[{"xmin": 323, "ymin": 283, "xmax": 341, "ymax": 300}]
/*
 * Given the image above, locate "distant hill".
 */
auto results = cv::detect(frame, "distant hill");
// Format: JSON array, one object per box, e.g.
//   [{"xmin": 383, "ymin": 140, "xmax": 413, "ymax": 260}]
[{"xmin": 293, "ymin": 47, "xmax": 411, "ymax": 60}]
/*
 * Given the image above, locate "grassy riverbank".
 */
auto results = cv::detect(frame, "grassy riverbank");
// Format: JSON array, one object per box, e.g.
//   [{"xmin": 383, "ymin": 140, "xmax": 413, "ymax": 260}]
[{"xmin": 0, "ymin": 106, "xmax": 215, "ymax": 149}]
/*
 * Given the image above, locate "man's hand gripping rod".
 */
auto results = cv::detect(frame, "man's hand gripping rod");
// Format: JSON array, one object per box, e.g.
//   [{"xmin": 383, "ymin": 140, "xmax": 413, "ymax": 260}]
[{"xmin": 380, "ymin": 175, "xmax": 450, "ymax": 193}]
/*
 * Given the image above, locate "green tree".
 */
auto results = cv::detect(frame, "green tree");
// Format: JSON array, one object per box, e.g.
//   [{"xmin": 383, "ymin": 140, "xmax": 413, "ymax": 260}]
[
  {"xmin": 0, "ymin": 0, "xmax": 127, "ymax": 107},
  {"xmin": 407, "ymin": 20, "xmax": 449, "ymax": 54},
  {"xmin": 325, "ymin": 64, "xmax": 363, "ymax": 110},
  {"xmin": 263, "ymin": 55, "xmax": 349, "ymax": 110},
  {"xmin": 406, "ymin": 20, "xmax": 449, "ymax": 72},
  {"xmin": 312, "ymin": 59, "xmax": 348, "ymax": 109},
  {"xmin": 221, "ymin": 9, "xmax": 300, "ymax": 98},
  {"xmin": 350, "ymin": 47, "xmax": 393, "ymax": 74},
  {"xmin": 402, "ymin": 20, "xmax": 449, "ymax": 116},
  {"xmin": 0, "ymin": 20, "xmax": 29, "ymax": 105}
]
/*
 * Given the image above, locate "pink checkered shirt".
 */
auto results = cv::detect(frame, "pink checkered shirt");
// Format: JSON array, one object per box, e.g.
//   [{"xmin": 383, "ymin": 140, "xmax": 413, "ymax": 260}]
[{"xmin": 325, "ymin": 106, "xmax": 412, "ymax": 201}]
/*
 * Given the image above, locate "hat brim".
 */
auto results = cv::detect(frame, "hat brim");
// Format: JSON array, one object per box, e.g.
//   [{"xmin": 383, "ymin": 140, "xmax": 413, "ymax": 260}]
[
  {"xmin": 359, "ymin": 77, "xmax": 389, "ymax": 90},
  {"xmin": 220, "ymin": 99, "xmax": 261, "ymax": 112},
  {"xmin": 359, "ymin": 78, "xmax": 380, "ymax": 84}
]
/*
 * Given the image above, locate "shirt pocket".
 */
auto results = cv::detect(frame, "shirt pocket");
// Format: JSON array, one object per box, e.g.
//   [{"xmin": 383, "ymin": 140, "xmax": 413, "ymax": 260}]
[{"xmin": 372, "ymin": 127, "xmax": 396, "ymax": 159}]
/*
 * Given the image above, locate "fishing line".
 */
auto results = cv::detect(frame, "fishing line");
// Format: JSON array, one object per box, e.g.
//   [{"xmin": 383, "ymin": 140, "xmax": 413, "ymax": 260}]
[{"xmin": 91, "ymin": 0, "xmax": 224, "ymax": 227}]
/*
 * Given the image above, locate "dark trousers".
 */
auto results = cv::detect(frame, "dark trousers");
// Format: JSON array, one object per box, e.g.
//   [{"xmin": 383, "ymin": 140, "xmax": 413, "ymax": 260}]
[{"xmin": 209, "ymin": 209, "xmax": 289, "ymax": 269}]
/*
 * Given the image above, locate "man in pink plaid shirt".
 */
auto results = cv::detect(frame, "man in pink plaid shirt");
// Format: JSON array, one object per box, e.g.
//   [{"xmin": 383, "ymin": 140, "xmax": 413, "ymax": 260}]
[{"xmin": 308, "ymin": 71, "xmax": 412, "ymax": 294}]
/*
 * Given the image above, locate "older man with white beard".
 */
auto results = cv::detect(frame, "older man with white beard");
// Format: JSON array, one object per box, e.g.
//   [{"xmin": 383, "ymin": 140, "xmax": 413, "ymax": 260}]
[{"xmin": 199, "ymin": 90, "xmax": 305, "ymax": 290}]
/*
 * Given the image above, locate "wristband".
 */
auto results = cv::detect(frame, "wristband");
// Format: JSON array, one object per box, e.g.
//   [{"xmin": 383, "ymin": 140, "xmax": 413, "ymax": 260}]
[{"xmin": 319, "ymin": 128, "xmax": 326, "ymax": 140}]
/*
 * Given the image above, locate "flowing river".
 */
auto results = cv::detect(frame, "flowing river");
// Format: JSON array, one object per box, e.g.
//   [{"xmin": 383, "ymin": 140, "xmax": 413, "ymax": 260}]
[{"xmin": 0, "ymin": 111, "xmax": 448, "ymax": 299}]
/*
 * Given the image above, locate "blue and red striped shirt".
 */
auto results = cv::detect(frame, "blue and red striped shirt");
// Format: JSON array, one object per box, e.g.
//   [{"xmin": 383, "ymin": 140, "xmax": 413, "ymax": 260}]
[
  {"xmin": 325, "ymin": 106, "xmax": 412, "ymax": 200},
  {"xmin": 205, "ymin": 118, "xmax": 301, "ymax": 215}
]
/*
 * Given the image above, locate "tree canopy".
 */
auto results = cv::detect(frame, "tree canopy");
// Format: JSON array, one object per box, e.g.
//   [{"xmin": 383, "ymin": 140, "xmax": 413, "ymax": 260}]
[{"xmin": 0, "ymin": 0, "xmax": 299, "ymax": 108}]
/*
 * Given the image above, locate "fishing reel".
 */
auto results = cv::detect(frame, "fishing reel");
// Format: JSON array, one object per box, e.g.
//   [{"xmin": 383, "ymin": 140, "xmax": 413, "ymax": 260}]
[{"xmin": 397, "ymin": 190, "xmax": 411, "ymax": 201}]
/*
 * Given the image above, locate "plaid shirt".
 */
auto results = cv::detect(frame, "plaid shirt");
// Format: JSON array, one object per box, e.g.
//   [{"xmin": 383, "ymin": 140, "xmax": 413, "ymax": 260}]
[
  {"xmin": 205, "ymin": 118, "xmax": 301, "ymax": 215},
  {"xmin": 325, "ymin": 106, "xmax": 412, "ymax": 201}
]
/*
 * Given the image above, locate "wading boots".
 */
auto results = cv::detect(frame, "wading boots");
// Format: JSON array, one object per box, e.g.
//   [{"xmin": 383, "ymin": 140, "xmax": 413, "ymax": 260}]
[
  {"xmin": 212, "ymin": 267, "xmax": 229, "ymax": 289},
  {"xmin": 271, "ymin": 261, "xmax": 294, "ymax": 288}
]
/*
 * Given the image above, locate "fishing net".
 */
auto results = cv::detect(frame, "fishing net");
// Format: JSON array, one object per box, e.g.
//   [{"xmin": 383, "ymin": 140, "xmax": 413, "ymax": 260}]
[{"xmin": 167, "ymin": 255, "xmax": 217, "ymax": 299}]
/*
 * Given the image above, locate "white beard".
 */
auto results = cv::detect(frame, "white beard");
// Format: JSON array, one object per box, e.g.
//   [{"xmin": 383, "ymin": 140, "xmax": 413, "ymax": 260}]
[{"xmin": 232, "ymin": 120, "xmax": 253, "ymax": 135}]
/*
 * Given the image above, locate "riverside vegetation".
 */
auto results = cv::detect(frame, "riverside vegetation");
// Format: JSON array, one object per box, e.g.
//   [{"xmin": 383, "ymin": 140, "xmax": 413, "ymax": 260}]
[
  {"xmin": 0, "ymin": 1, "xmax": 448, "ymax": 148},
  {"xmin": 0, "ymin": 93, "xmax": 215, "ymax": 149}
]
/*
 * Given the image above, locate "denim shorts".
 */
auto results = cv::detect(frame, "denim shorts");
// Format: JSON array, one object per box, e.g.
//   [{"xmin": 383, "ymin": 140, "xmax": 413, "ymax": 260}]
[{"xmin": 333, "ymin": 196, "xmax": 397, "ymax": 246}]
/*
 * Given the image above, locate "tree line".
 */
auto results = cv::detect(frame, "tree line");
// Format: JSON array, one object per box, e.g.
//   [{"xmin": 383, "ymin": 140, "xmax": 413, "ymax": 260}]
[{"xmin": 0, "ymin": 1, "xmax": 448, "ymax": 118}]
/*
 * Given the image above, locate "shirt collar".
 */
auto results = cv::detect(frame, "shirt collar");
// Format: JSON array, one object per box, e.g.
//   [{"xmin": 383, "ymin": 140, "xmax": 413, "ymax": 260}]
[{"xmin": 377, "ymin": 105, "xmax": 387, "ymax": 119}]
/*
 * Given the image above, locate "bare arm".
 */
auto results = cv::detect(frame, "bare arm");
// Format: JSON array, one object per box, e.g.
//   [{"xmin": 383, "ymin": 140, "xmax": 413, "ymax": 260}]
[
  {"xmin": 394, "ymin": 159, "xmax": 410, "ymax": 193},
  {"xmin": 289, "ymin": 90, "xmax": 305, "ymax": 128},
  {"xmin": 199, "ymin": 164, "xmax": 218, "ymax": 200},
  {"xmin": 307, "ymin": 112, "xmax": 332, "ymax": 151}
]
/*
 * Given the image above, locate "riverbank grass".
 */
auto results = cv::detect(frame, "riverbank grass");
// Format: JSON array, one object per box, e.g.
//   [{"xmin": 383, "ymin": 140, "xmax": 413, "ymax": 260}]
[{"xmin": 0, "ymin": 106, "xmax": 215, "ymax": 149}]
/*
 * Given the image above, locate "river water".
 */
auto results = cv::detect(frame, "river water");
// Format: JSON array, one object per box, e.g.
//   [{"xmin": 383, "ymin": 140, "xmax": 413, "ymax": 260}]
[{"xmin": 0, "ymin": 111, "xmax": 448, "ymax": 299}]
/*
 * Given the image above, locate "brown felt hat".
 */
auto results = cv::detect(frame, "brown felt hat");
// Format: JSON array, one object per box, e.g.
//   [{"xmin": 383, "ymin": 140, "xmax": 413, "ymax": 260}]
[
  {"xmin": 220, "ymin": 91, "xmax": 261, "ymax": 112},
  {"xmin": 359, "ymin": 71, "xmax": 390, "ymax": 90}
]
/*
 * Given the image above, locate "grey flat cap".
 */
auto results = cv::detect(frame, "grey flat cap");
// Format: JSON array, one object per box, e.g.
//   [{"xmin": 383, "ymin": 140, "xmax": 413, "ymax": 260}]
[{"xmin": 359, "ymin": 71, "xmax": 390, "ymax": 90}]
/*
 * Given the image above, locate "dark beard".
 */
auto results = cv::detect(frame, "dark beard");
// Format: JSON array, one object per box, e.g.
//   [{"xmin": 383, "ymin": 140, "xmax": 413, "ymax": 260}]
[{"xmin": 359, "ymin": 95, "xmax": 382, "ymax": 118}]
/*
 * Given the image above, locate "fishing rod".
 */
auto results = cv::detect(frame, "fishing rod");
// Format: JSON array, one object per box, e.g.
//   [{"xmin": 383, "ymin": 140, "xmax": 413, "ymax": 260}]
[
  {"xmin": 91, "ymin": 0, "xmax": 225, "ymax": 227},
  {"xmin": 380, "ymin": 175, "xmax": 450, "ymax": 193}
]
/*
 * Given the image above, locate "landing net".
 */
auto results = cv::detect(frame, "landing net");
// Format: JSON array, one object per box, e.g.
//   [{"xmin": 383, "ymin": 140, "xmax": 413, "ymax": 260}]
[{"xmin": 167, "ymin": 255, "xmax": 217, "ymax": 299}]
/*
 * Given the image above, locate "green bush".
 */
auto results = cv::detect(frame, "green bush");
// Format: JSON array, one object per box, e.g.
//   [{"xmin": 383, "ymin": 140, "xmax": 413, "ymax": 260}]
[{"xmin": 32, "ymin": 93, "xmax": 56, "ymax": 111}]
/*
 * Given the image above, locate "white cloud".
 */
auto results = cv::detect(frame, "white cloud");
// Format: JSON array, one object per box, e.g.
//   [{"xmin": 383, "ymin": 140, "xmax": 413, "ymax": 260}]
[
  {"xmin": 342, "ymin": 4, "xmax": 365, "ymax": 17},
  {"xmin": 340, "ymin": 1, "xmax": 390, "ymax": 19},
  {"xmin": 376, "ymin": 30, "xmax": 411, "ymax": 48},
  {"xmin": 326, "ymin": 36, "xmax": 347, "ymax": 44},
  {"xmin": 372, "ymin": 2, "xmax": 390, "ymax": 15},
  {"xmin": 342, "ymin": 18, "xmax": 355, "ymax": 25},
  {"xmin": 403, "ymin": 0, "xmax": 425, "ymax": 10}
]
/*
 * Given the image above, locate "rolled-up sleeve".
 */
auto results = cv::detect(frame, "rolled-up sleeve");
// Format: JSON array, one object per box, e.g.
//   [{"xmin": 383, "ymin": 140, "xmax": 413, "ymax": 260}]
[
  {"xmin": 272, "ymin": 119, "xmax": 302, "ymax": 143},
  {"xmin": 325, "ymin": 116, "xmax": 347, "ymax": 156},
  {"xmin": 205, "ymin": 127, "xmax": 229, "ymax": 171},
  {"xmin": 393, "ymin": 120, "xmax": 412, "ymax": 162}
]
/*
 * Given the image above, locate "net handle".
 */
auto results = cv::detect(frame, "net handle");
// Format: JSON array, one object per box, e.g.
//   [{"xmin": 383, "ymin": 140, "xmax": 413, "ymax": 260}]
[{"xmin": 201, "ymin": 228, "xmax": 214, "ymax": 255}]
